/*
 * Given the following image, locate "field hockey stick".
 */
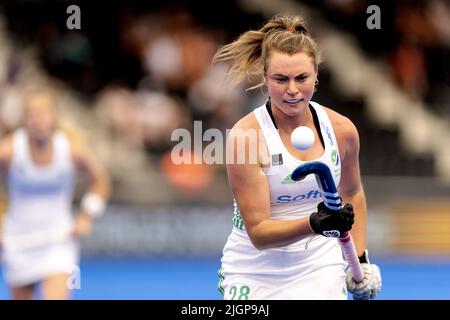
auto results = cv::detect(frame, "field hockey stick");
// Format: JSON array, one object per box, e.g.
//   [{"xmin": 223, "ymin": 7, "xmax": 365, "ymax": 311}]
[{"xmin": 292, "ymin": 161, "xmax": 364, "ymax": 282}]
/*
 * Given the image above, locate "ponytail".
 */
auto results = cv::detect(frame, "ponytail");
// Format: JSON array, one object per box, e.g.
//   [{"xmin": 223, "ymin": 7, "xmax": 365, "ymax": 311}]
[{"xmin": 213, "ymin": 15, "xmax": 321, "ymax": 90}]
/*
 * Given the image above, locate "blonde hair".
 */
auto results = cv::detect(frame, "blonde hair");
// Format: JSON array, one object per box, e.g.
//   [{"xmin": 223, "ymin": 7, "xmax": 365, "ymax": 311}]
[
  {"xmin": 22, "ymin": 89, "xmax": 85, "ymax": 145},
  {"xmin": 213, "ymin": 15, "xmax": 321, "ymax": 90}
]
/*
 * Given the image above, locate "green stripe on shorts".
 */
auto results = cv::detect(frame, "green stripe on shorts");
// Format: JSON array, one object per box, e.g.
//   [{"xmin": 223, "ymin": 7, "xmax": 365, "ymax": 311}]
[{"xmin": 217, "ymin": 267, "xmax": 225, "ymax": 299}]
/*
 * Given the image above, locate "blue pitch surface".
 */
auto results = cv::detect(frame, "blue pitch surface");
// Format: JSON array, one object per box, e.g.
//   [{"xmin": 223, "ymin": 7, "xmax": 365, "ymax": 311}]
[{"xmin": 1, "ymin": 256, "xmax": 449, "ymax": 300}]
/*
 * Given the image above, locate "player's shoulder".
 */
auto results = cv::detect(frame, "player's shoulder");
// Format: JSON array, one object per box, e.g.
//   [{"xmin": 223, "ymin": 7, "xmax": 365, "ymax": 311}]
[
  {"xmin": 58, "ymin": 121, "xmax": 84, "ymax": 146},
  {"xmin": 322, "ymin": 105, "xmax": 359, "ymax": 146},
  {"xmin": 58, "ymin": 122, "xmax": 92, "ymax": 161},
  {"xmin": 229, "ymin": 109, "xmax": 260, "ymax": 134}
]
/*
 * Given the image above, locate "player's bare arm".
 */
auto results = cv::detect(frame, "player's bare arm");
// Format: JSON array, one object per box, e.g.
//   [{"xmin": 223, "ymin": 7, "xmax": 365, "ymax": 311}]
[
  {"xmin": 70, "ymin": 136, "xmax": 111, "ymax": 200},
  {"xmin": 326, "ymin": 108, "xmax": 367, "ymax": 256},
  {"xmin": 0, "ymin": 135, "xmax": 13, "ymax": 177},
  {"xmin": 226, "ymin": 114, "xmax": 313, "ymax": 250},
  {"xmin": 70, "ymin": 136, "xmax": 111, "ymax": 237}
]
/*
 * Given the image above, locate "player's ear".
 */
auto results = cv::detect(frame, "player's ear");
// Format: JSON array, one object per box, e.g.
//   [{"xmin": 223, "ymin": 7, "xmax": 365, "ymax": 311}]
[{"xmin": 263, "ymin": 72, "xmax": 269, "ymax": 84}]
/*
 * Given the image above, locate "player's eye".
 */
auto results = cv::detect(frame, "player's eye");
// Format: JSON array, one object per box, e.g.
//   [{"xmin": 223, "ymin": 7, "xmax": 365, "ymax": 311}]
[{"xmin": 274, "ymin": 77, "xmax": 288, "ymax": 83}]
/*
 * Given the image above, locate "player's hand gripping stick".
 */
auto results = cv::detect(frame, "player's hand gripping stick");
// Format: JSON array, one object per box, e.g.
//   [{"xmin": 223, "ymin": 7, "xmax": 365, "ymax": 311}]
[{"xmin": 292, "ymin": 161, "xmax": 364, "ymax": 282}]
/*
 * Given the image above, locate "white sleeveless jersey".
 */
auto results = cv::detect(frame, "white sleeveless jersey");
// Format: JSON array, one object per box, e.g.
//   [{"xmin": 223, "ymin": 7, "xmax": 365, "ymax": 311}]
[
  {"xmin": 1, "ymin": 129, "xmax": 79, "ymax": 287},
  {"xmin": 220, "ymin": 101, "xmax": 347, "ymax": 299},
  {"xmin": 230, "ymin": 101, "xmax": 342, "ymax": 237},
  {"xmin": 4, "ymin": 129, "xmax": 76, "ymax": 235},
  {"xmin": 256, "ymin": 100, "xmax": 341, "ymax": 219}
]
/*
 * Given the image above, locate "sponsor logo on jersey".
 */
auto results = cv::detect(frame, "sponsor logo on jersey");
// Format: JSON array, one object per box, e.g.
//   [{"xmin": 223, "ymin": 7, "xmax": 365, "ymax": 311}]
[
  {"xmin": 15, "ymin": 170, "xmax": 72, "ymax": 195},
  {"xmin": 334, "ymin": 168, "xmax": 341, "ymax": 177},
  {"xmin": 281, "ymin": 174, "xmax": 296, "ymax": 184},
  {"xmin": 324, "ymin": 124, "xmax": 334, "ymax": 146},
  {"xmin": 331, "ymin": 149, "xmax": 339, "ymax": 166},
  {"xmin": 276, "ymin": 190, "xmax": 322, "ymax": 203}
]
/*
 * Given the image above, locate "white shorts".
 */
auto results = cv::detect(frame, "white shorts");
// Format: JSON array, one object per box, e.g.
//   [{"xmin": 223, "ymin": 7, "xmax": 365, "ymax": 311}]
[
  {"xmin": 2, "ymin": 236, "xmax": 80, "ymax": 287},
  {"xmin": 219, "ymin": 265, "xmax": 347, "ymax": 300},
  {"xmin": 219, "ymin": 229, "xmax": 348, "ymax": 300}
]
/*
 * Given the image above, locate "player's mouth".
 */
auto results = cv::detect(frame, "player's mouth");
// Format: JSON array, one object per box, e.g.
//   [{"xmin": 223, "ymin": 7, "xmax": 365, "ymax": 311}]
[{"xmin": 284, "ymin": 98, "xmax": 304, "ymax": 105}]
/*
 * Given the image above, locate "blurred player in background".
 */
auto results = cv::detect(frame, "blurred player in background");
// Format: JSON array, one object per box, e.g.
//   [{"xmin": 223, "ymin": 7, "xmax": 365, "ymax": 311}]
[
  {"xmin": 0, "ymin": 89, "xmax": 110, "ymax": 299},
  {"xmin": 214, "ymin": 15, "xmax": 381, "ymax": 299}
]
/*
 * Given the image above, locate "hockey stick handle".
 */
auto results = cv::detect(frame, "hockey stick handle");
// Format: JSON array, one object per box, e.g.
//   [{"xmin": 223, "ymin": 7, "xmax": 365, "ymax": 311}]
[{"xmin": 292, "ymin": 161, "xmax": 364, "ymax": 282}]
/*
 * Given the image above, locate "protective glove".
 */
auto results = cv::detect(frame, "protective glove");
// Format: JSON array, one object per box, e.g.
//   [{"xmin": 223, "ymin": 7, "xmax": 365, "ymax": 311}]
[
  {"xmin": 309, "ymin": 202, "xmax": 354, "ymax": 238},
  {"xmin": 346, "ymin": 249, "xmax": 382, "ymax": 300}
]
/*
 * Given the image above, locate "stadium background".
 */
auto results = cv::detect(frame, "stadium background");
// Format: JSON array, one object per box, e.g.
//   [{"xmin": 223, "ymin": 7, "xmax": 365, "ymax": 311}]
[{"xmin": 0, "ymin": 0, "xmax": 449, "ymax": 299}]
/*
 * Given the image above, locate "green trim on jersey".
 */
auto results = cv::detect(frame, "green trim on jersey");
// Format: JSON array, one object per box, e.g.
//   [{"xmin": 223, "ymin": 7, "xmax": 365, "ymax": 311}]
[
  {"xmin": 217, "ymin": 267, "xmax": 225, "ymax": 299},
  {"xmin": 232, "ymin": 205, "xmax": 245, "ymax": 230}
]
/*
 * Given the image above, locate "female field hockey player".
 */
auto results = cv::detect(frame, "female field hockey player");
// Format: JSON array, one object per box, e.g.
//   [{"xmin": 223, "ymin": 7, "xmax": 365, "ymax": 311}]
[
  {"xmin": 214, "ymin": 15, "xmax": 381, "ymax": 300},
  {"xmin": 0, "ymin": 89, "xmax": 110, "ymax": 299}
]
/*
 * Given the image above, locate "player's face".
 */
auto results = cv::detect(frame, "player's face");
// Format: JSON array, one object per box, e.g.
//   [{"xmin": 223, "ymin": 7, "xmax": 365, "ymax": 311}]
[
  {"xmin": 24, "ymin": 93, "xmax": 57, "ymax": 143},
  {"xmin": 264, "ymin": 50, "xmax": 317, "ymax": 117}
]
